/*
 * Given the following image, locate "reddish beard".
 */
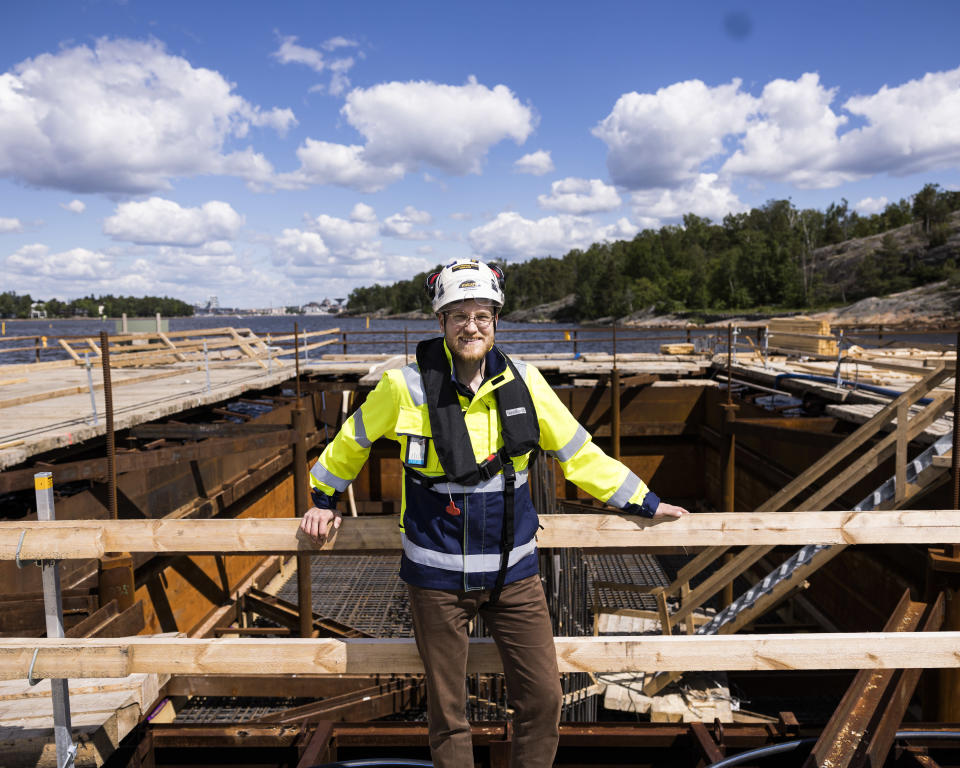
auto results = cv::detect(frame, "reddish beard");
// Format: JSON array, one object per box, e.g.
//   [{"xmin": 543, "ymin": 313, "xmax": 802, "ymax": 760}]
[{"xmin": 452, "ymin": 332, "xmax": 493, "ymax": 362}]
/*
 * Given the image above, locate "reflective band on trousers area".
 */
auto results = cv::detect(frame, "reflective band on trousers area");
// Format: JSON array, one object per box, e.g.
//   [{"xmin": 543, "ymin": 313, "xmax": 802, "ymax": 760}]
[
  {"xmin": 310, "ymin": 464, "xmax": 351, "ymax": 492},
  {"xmin": 408, "ymin": 469, "xmax": 528, "ymax": 494},
  {"xmin": 401, "ymin": 363, "xmax": 425, "ymax": 406},
  {"xmin": 549, "ymin": 424, "xmax": 589, "ymax": 463},
  {"xmin": 351, "ymin": 410, "xmax": 372, "ymax": 448},
  {"xmin": 401, "ymin": 533, "xmax": 537, "ymax": 572},
  {"xmin": 606, "ymin": 470, "xmax": 641, "ymax": 508}
]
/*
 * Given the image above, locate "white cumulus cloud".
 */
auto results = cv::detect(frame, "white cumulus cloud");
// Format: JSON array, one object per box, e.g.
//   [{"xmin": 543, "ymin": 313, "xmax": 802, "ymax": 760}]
[
  {"xmin": 0, "ymin": 217, "xmax": 23, "ymax": 233},
  {"xmin": 61, "ymin": 200, "xmax": 86, "ymax": 214},
  {"xmin": 274, "ymin": 228, "xmax": 332, "ymax": 267},
  {"xmin": 469, "ymin": 212, "xmax": 637, "ymax": 261},
  {"xmin": 350, "ymin": 202, "xmax": 378, "ymax": 223},
  {"xmin": 677, "ymin": 67, "xmax": 960, "ymax": 191},
  {"xmin": 278, "ymin": 140, "xmax": 405, "ymax": 193},
  {"xmin": 0, "ymin": 38, "xmax": 294, "ymax": 194},
  {"xmin": 722, "ymin": 73, "xmax": 852, "ymax": 188},
  {"xmin": 7, "ymin": 244, "xmax": 112, "ymax": 279},
  {"xmin": 345, "ymin": 77, "xmax": 534, "ymax": 175},
  {"xmin": 854, "ymin": 196, "xmax": 890, "ymax": 215},
  {"xmin": 514, "ymin": 150, "xmax": 554, "ymax": 175},
  {"xmin": 381, "ymin": 206, "xmax": 433, "ymax": 238},
  {"xmin": 594, "ymin": 78, "xmax": 756, "ymax": 190},
  {"xmin": 630, "ymin": 173, "xmax": 746, "ymax": 225},
  {"xmin": 538, "ymin": 178, "xmax": 621, "ymax": 214},
  {"xmin": 283, "ymin": 77, "xmax": 534, "ymax": 191},
  {"xmin": 103, "ymin": 198, "xmax": 244, "ymax": 246},
  {"xmin": 306, "ymin": 209, "xmax": 381, "ymax": 260},
  {"xmin": 836, "ymin": 67, "xmax": 960, "ymax": 178}
]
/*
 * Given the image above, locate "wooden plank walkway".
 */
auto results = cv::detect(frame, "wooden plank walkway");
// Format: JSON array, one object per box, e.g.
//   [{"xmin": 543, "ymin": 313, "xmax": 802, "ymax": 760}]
[{"xmin": 0, "ymin": 357, "xmax": 385, "ymax": 471}]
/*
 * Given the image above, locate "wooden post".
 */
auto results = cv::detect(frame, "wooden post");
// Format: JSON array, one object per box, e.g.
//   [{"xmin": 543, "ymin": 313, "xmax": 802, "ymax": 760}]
[
  {"xmin": 341, "ymin": 331, "xmax": 347, "ymax": 356},
  {"xmin": 292, "ymin": 407, "xmax": 312, "ymax": 639}
]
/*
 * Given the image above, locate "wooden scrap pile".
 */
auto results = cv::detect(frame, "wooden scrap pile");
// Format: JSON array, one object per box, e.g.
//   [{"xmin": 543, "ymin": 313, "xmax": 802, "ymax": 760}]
[{"xmin": 768, "ymin": 316, "xmax": 838, "ymax": 356}]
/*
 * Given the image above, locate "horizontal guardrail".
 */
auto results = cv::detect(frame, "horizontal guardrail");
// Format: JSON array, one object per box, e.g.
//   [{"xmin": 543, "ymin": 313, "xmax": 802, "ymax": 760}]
[{"xmin": 2, "ymin": 510, "xmax": 959, "ymax": 560}]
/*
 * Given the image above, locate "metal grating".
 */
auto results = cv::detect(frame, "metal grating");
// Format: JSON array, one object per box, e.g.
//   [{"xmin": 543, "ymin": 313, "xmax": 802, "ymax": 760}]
[
  {"xmin": 277, "ymin": 554, "xmax": 414, "ymax": 637},
  {"xmin": 585, "ymin": 552, "xmax": 671, "ymax": 611},
  {"xmin": 174, "ymin": 696, "xmax": 311, "ymax": 723}
]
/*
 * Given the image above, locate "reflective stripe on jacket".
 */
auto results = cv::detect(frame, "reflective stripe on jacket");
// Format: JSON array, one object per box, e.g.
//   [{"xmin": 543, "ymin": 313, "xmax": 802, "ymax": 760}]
[{"xmin": 309, "ymin": 341, "xmax": 660, "ymax": 591}]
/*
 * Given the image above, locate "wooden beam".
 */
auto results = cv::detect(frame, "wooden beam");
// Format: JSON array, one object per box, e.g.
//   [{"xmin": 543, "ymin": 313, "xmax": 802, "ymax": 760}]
[
  {"xmin": 2, "ymin": 633, "xmax": 960, "ymax": 679},
  {"xmin": 4, "ymin": 511, "xmax": 960, "ymax": 560}
]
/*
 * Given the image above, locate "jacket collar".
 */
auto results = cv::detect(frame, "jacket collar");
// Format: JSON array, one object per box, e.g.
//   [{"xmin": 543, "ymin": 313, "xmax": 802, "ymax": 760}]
[{"xmin": 442, "ymin": 339, "xmax": 511, "ymax": 399}]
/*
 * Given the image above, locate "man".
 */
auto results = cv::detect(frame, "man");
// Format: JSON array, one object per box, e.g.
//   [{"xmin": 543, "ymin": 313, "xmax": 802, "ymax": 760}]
[{"xmin": 301, "ymin": 258, "xmax": 688, "ymax": 768}]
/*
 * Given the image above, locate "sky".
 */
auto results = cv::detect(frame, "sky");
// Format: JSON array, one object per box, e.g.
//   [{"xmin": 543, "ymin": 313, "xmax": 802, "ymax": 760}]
[{"xmin": 1, "ymin": 1, "xmax": 960, "ymax": 309}]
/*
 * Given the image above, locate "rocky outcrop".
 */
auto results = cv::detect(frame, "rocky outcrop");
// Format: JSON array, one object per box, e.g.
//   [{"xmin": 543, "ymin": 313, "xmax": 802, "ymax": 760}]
[
  {"xmin": 811, "ymin": 280, "xmax": 960, "ymax": 326},
  {"xmin": 502, "ymin": 293, "xmax": 577, "ymax": 323}
]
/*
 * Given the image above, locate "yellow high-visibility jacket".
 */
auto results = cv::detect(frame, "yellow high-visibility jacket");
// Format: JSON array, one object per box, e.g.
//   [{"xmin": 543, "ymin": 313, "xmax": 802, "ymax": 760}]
[{"xmin": 310, "ymin": 341, "xmax": 659, "ymax": 590}]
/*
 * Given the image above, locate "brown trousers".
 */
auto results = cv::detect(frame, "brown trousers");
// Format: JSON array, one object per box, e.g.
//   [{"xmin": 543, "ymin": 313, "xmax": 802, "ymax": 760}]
[{"xmin": 407, "ymin": 574, "xmax": 562, "ymax": 768}]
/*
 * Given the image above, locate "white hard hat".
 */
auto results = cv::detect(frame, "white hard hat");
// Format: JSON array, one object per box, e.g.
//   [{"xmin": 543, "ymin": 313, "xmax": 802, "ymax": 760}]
[{"xmin": 425, "ymin": 259, "xmax": 505, "ymax": 313}]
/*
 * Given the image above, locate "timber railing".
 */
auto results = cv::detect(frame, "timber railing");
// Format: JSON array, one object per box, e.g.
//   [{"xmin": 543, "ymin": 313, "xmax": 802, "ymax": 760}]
[
  {"xmin": 4, "ymin": 323, "xmax": 957, "ymax": 366},
  {"xmin": 4, "ymin": 510, "xmax": 960, "ymax": 559},
  {"xmin": 3, "ymin": 511, "xmax": 960, "ymax": 679},
  {"xmin": 586, "ymin": 361, "xmax": 957, "ymax": 696}
]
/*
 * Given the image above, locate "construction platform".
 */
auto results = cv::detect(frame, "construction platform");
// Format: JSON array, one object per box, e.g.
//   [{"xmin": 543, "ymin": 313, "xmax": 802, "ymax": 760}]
[{"xmin": 0, "ymin": 320, "xmax": 958, "ymax": 767}]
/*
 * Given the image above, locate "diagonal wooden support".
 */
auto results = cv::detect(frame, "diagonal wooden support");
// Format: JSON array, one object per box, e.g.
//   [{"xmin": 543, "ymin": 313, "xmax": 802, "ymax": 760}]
[
  {"xmin": 801, "ymin": 591, "xmax": 945, "ymax": 768},
  {"xmin": 645, "ymin": 379, "xmax": 955, "ymax": 661},
  {"xmin": 764, "ymin": 364, "xmax": 952, "ymax": 512}
]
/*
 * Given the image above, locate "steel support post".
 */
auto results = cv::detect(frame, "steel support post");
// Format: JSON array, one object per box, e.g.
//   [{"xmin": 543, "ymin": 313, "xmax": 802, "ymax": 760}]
[
  {"xmin": 100, "ymin": 330, "xmax": 117, "ymax": 521},
  {"xmin": 34, "ymin": 472, "xmax": 76, "ymax": 768},
  {"xmin": 719, "ymin": 324, "xmax": 738, "ymax": 609},
  {"xmin": 98, "ymin": 330, "xmax": 135, "ymax": 611},
  {"xmin": 292, "ymin": 407, "xmax": 313, "ymax": 638},
  {"xmin": 611, "ymin": 323, "xmax": 620, "ymax": 461},
  {"xmin": 610, "ymin": 368, "xmax": 621, "ymax": 462},
  {"xmin": 951, "ymin": 331, "xmax": 959, "ymax": 554},
  {"xmin": 83, "ymin": 352, "xmax": 98, "ymax": 425}
]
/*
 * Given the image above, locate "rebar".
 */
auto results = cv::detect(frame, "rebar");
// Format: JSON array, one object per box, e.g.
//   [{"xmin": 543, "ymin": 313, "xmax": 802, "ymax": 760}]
[{"xmin": 99, "ymin": 330, "xmax": 117, "ymax": 521}]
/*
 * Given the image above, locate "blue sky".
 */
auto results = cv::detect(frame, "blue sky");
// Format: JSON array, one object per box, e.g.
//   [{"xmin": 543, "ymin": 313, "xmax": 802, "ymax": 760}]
[{"xmin": 2, "ymin": 0, "xmax": 959, "ymax": 308}]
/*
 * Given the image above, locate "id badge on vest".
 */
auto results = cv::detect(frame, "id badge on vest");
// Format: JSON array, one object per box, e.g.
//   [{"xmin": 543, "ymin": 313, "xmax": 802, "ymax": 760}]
[{"xmin": 405, "ymin": 436, "xmax": 429, "ymax": 468}]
